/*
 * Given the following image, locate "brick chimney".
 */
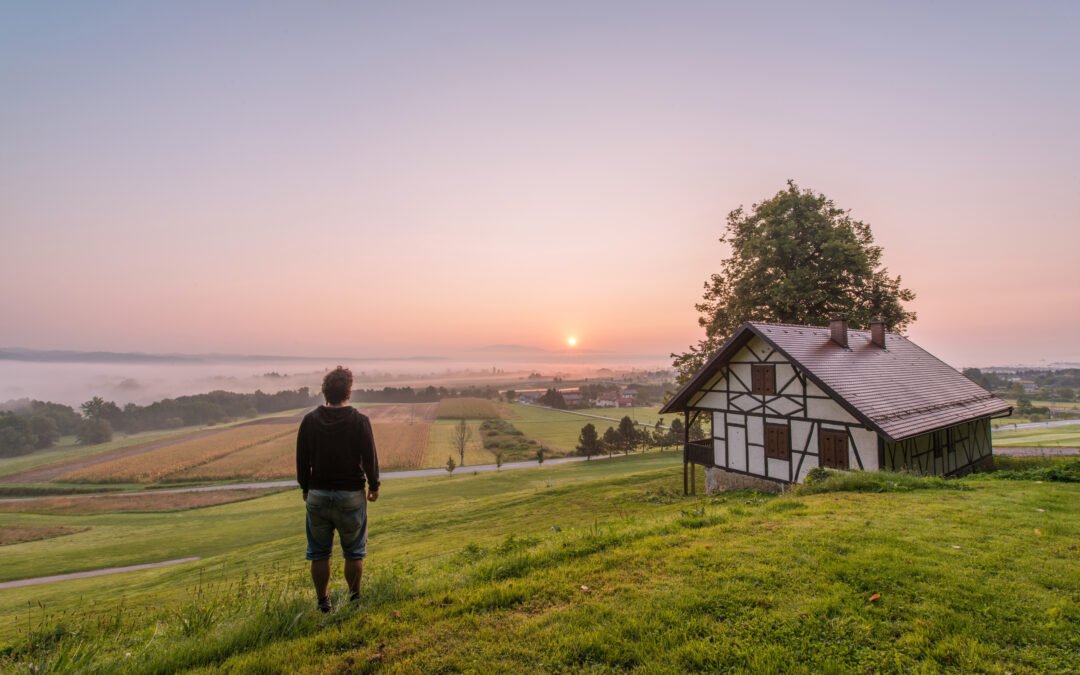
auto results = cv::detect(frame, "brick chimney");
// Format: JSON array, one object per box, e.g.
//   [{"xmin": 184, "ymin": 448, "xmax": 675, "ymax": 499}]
[
  {"xmin": 829, "ymin": 315, "xmax": 848, "ymax": 348},
  {"xmin": 870, "ymin": 317, "xmax": 887, "ymax": 349}
]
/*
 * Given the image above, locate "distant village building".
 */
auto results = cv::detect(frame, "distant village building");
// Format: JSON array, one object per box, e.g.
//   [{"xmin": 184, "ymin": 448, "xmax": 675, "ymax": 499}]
[
  {"xmin": 661, "ymin": 319, "xmax": 1012, "ymax": 494},
  {"xmin": 595, "ymin": 391, "xmax": 619, "ymax": 408},
  {"xmin": 560, "ymin": 390, "xmax": 584, "ymax": 407},
  {"xmin": 516, "ymin": 390, "xmax": 543, "ymax": 404}
]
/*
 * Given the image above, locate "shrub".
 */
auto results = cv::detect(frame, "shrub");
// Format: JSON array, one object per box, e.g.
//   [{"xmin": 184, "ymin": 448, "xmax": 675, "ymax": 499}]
[
  {"xmin": 77, "ymin": 418, "xmax": 113, "ymax": 445},
  {"xmin": 989, "ymin": 457, "xmax": 1080, "ymax": 483},
  {"xmin": 794, "ymin": 470, "xmax": 968, "ymax": 495}
]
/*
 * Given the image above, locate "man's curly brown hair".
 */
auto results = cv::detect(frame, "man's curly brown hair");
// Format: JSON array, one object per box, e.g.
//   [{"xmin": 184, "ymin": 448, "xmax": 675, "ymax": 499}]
[{"xmin": 321, "ymin": 366, "xmax": 353, "ymax": 405}]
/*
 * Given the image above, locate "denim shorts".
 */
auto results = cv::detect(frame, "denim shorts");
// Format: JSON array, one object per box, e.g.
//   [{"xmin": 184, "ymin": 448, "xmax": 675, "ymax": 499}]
[{"xmin": 305, "ymin": 489, "xmax": 368, "ymax": 561}]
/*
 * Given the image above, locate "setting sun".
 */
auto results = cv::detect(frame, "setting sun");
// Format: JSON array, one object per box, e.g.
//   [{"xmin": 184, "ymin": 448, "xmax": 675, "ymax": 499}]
[{"xmin": 566, "ymin": 336, "xmax": 578, "ymax": 347}]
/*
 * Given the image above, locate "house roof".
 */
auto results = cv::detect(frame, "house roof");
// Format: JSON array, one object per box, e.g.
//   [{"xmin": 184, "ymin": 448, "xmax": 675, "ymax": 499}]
[{"xmin": 660, "ymin": 322, "xmax": 1012, "ymax": 442}]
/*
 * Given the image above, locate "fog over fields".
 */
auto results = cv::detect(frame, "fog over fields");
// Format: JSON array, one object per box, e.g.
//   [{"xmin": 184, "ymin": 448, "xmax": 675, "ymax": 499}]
[{"xmin": 0, "ymin": 348, "xmax": 667, "ymax": 407}]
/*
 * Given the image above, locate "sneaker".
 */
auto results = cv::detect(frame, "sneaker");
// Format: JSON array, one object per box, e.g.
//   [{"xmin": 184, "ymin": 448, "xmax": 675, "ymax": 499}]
[
  {"xmin": 317, "ymin": 596, "xmax": 332, "ymax": 613},
  {"xmin": 349, "ymin": 591, "xmax": 360, "ymax": 603}
]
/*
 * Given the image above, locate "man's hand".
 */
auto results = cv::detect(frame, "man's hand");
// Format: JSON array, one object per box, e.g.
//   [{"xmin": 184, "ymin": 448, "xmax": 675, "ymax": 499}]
[
  {"xmin": 367, "ymin": 490, "xmax": 379, "ymax": 503},
  {"xmin": 302, "ymin": 490, "xmax": 308, "ymax": 502}
]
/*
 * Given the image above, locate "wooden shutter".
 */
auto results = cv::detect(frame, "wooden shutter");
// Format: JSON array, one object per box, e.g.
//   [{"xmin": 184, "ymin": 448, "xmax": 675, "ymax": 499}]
[
  {"xmin": 819, "ymin": 429, "xmax": 849, "ymax": 469},
  {"xmin": 751, "ymin": 365, "xmax": 776, "ymax": 395},
  {"xmin": 765, "ymin": 423, "xmax": 790, "ymax": 460}
]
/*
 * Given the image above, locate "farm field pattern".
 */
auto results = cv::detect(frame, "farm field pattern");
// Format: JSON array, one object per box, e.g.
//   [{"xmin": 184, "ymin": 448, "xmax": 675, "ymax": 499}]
[
  {"xmin": 59, "ymin": 424, "xmax": 298, "ymax": 483},
  {"xmin": 7, "ymin": 402, "xmax": 674, "ymax": 486}
]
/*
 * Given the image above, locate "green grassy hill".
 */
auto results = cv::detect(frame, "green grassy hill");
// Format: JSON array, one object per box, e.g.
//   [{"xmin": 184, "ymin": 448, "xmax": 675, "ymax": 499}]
[{"xmin": 1, "ymin": 455, "xmax": 1077, "ymax": 673}]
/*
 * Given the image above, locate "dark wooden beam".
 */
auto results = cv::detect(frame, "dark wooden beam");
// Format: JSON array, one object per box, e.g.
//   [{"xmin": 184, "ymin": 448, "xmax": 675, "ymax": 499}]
[{"xmin": 683, "ymin": 411, "xmax": 690, "ymax": 495}]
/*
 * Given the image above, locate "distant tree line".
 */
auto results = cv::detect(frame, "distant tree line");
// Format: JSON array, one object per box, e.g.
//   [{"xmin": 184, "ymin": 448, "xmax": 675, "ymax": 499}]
[
  {"xmin": 964, "ymin": 368, "xmax": 1078, "ymax": 403},
  {"xmin": 575, "ymin": 415, "xmax": 706, "ymax": 459},
  {"xmin": 350, "ymin": 385, "xmax": 500, "ymax": 403},
  {"xmin": 0, "ymin": 387, "xmax": 320, "ymax": 457}
]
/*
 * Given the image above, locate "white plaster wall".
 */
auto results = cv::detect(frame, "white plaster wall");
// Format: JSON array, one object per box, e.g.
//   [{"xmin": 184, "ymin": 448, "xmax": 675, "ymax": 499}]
[
  {"xmin": 767, "ymin": 457, "xmax": 789, "ymax": 480},
  {"xmin": 713, "ymin": 412, "xmax": 726, "ymax": 435},
  {"xmin": 791, "ymin": 420, "xmax": 813, "ymax": 453},
  {"xmin": 729, "ymin": 362, "xmax": 751, "ymax": 392},
  {"xmin": 714, "ymin": 438, "xmax": 727, "ymax": 467},
  {"xmin": 768, "ymin": 397, "xmax": 801, "ymax": 416},
  {"xmin": 807, "ymin": 397, "xmax": 859, "ymax": 424},
  {"xmin": 796, "ymin": 452, "xmax": 819, "ymax": 482},
  {"xmin": 729, "ymin": 426, "xmax": 747, "ymax": 471},
  {"xmin": 729, "ymin": 393, "xmax": 756, "ymax": 412},
  {"xmin": 696, "ymin": 391, "xmax": 726, "ymax": 409},
  {"xmin": 747, "ymin": 336, "xmax": 772, "ymax": 360},
  {"xmin": 773, "ymin": 363, "xmax": 800, "ymax": 394},
  {"xmin": 851, "ymin": 427, "xmax": 879, "ymax": 471},
  {"xmin": 748, "ymin": 445, "xmax": 765, "ymax": 475},
  {"xmin": 747, "ymin": 416, "xmax": 764, "ymax": 446}
]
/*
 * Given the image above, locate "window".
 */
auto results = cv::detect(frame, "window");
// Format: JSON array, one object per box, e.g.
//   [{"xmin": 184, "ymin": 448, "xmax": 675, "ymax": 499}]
[
  {"xmin": 818, "ymin": 429, "xmax": 849, "ymax": 470},
  {"xmin": 765, "ymin": 423, "xmax": 790, "ymax": 460},
  {"xmin": 751, "ymin": 364, "xmax": 776, "ymax": 395}
]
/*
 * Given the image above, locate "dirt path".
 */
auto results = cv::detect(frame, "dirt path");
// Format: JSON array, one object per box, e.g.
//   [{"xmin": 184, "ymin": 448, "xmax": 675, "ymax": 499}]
[
  {"xmin": 0, "ymin": 557, "xmax": 200, "ymax": 590},
  {"xmin": 5, "ymin": 415, "xmax": 305, "ymax": 484}
]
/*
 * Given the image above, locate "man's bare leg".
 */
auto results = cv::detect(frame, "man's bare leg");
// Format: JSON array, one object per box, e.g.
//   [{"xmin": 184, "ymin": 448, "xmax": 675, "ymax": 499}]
[
  {"xmin": 344, "ymin": 558, "xmax": 363, "ymax": 599},
  {"xmin": 311, "ymin": 559, "xmax": 331, "ymax": 602}
]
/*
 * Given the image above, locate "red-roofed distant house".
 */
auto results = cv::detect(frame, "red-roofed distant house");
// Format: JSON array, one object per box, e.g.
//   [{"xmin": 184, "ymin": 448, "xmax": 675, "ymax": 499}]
[{"xmin": 660, "ymin": 318, "xmax": 1012, "ymax": 494}]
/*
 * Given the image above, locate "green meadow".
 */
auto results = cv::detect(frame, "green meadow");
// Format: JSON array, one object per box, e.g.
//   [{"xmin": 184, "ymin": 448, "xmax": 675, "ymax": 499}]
[
  {"xmin": 993, "ymin": 424, "xmax": 1080, "ymax": 448},
  {"xmin": 507, "ymin": 404, "xmax": 671, "ymax": 452},
  {"xmin": 1, "ymin": 453, "xmax": 1077, "ymax": 673}
]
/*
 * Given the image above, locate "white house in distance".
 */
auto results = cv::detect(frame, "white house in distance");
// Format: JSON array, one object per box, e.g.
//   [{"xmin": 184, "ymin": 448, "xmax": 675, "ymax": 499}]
[{"xmin": 660, "ymin": 318, "xmax": 1013, "ymax": 494}]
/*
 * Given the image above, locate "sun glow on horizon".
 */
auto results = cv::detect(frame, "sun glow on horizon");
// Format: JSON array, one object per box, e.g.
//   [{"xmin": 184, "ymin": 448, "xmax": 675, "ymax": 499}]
[{"xmin": 566, "ymin": 336, "xmax": 578, "ymax": 347}]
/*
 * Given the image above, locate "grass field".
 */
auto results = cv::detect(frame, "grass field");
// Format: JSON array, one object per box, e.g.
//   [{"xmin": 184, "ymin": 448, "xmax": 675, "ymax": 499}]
[
  {"xmin": 993, "ymin": 424, "xmax": 1080, "ymax": 448},
  {"xmin": 0, "ymin": 454, "xmax": 1076, "ymax": 673},
  {"xmin": 506, "ymin": 403, "xmax": 671, "ymax": 452}
]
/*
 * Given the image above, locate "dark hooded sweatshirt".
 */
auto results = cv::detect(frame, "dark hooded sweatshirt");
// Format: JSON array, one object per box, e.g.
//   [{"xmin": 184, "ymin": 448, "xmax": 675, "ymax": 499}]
[{"xmin": 296, "ymin": 406, "xmax": 380, "ymax": 493}]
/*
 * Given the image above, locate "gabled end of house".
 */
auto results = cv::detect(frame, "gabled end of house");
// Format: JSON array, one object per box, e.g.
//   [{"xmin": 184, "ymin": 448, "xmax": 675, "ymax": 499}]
[{"xmin": 662, "ymin": 319, "xmax": 1012, "ymax": 494}]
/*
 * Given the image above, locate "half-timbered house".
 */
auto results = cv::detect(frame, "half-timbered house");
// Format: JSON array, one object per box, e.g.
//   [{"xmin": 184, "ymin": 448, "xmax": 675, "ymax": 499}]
[{"xmin": 661, "ymin": 318, "xmax": 1012, "ymax": 493}]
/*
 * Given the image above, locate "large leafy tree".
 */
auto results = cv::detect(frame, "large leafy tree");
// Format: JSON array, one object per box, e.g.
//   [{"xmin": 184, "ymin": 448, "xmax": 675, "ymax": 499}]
[{"xmin": 674, "ymin": 181, "xmax": 915, "ymax": 385}]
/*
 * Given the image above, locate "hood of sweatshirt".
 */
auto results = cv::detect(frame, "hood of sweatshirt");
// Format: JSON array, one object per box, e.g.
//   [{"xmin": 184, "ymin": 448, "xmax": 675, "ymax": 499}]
[{"xmin": 310, "ymin": 405, "xmax": 357, "ymax": 430}]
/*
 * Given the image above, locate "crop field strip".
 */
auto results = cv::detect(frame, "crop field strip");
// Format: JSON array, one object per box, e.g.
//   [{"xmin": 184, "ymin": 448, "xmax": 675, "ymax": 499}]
[
  {"xmin": 0, "ymin": 525, "xmax": 88, "ymax": 546},
  {"xmin": 58, "ymin": 423, "xmax": 297, "ymax": 483},
  {"xmin": 0, "ymin": 488, "xmax": 284, "ymax": 515},
  {"xmin": 435, "ymin": 397, "xmax": 502, "ymax": 419}
]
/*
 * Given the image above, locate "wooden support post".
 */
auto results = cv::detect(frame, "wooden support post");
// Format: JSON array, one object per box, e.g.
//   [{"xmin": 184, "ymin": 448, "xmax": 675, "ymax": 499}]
[{"xmin": 683, "ymin": 411, "xmax": 691, "ymax": 495}]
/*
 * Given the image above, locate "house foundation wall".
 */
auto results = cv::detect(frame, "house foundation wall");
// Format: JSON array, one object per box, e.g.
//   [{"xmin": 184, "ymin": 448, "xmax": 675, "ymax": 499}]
[{"xmin": 705, "ymin": 467, "xmax": 783, "ymax": 494}]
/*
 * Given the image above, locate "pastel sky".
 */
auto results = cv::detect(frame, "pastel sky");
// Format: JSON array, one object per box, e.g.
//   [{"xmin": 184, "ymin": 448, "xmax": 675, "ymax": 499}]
[{"xmin": 2, "ymin": 1, "xmax": 1078, "ymax": 368}]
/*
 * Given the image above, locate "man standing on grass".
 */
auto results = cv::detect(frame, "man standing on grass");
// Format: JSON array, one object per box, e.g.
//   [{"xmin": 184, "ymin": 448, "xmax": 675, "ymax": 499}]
[{"xmin": 296, "ymin": 366, "xmax": 380, "ymax": 613}]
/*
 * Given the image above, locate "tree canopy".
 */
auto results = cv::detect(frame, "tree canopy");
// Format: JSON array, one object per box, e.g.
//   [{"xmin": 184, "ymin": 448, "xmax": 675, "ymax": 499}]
[{"xmin": 673, "ymin": 181, "xmax": 916, "ymax": 384}]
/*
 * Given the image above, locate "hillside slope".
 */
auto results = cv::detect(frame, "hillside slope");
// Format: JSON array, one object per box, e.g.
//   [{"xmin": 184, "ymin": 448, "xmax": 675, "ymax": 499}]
[{"xmin": 2, "ymin": 455, "xmax": 1077, "ymax": 673}]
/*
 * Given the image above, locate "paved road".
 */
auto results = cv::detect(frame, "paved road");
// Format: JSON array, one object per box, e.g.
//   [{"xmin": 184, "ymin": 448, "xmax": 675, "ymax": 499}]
[
  {"xmin": 0, "ymin": 557, "xmax": 200, "ymax": 590},
  {"xmin": 996, "ymin": 419, "xmax": 1080, "ymax": 431}
]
